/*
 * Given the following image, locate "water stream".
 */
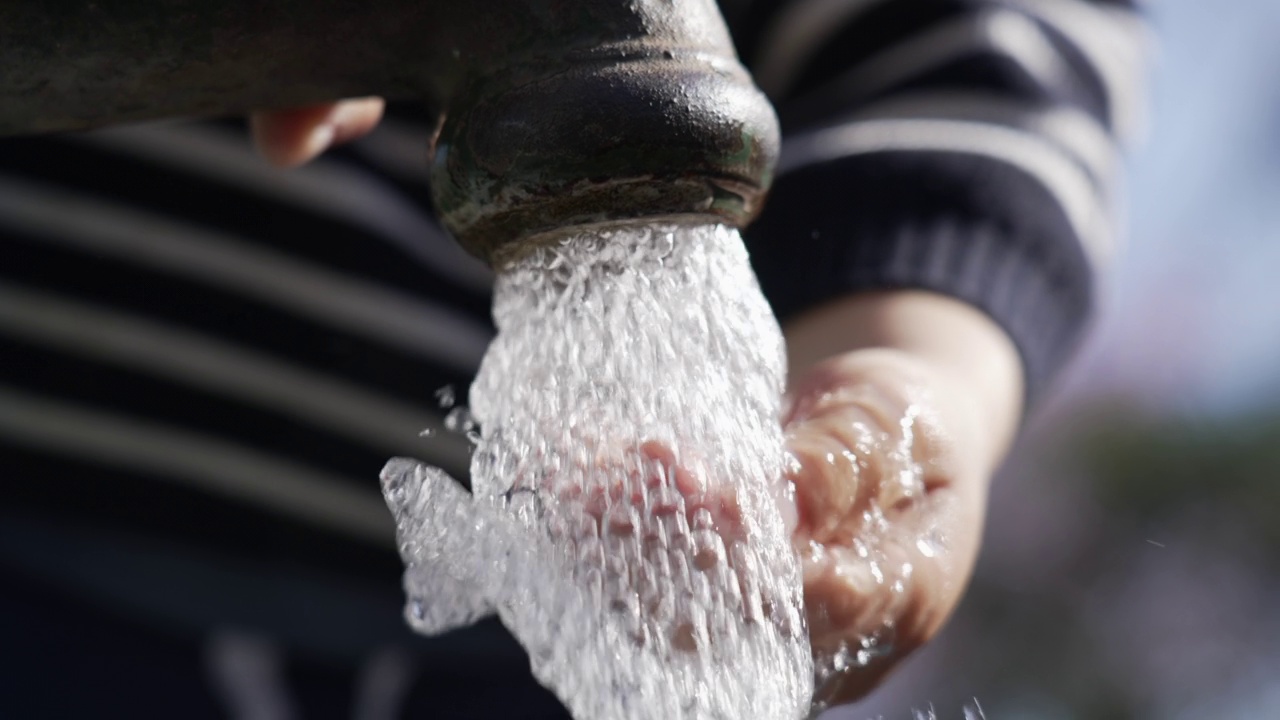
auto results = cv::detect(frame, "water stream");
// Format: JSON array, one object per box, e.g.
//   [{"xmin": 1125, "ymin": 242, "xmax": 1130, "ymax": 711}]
[{"xmin": 382, "ymin": 223, "xmax": 813, "ymax": 719}]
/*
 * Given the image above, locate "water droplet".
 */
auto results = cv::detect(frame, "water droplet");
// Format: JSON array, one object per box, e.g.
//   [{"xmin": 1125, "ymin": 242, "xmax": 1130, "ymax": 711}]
[
  {"xmin": 444, "ymin": 407, "xmax": 474, "ymax": 433},
  {"xmin": 435, "ymin": 385, "xmax": 456, "ymax": 408}
]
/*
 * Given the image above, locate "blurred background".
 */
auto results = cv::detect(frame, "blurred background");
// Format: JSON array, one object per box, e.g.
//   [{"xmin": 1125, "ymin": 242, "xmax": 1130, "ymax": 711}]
[{"xmin": 840, "ymin": 0, "xmax": 1280, "ymax": 717}]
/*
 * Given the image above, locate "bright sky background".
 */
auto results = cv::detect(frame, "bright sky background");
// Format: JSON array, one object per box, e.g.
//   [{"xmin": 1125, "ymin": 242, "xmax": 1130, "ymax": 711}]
[{"xmin": 1069, "ymin": 0, "xmax": 1280, "ymax": 417}]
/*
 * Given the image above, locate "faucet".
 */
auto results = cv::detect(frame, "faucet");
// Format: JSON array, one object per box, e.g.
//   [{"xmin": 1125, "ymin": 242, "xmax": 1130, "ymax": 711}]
[{"xmin": 0, "ymin": 1, "xmax": 780, "ymax": 265}]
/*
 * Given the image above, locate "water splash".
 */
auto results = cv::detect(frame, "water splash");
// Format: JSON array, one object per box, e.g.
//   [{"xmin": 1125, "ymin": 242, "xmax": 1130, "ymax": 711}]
[
  {"xmin": 383, "ymin": 224, "xmax": 812, "ymax": 719},
  {"xmin": 902, "ymin": 700, "xmax": 987, "ymax": 720}
]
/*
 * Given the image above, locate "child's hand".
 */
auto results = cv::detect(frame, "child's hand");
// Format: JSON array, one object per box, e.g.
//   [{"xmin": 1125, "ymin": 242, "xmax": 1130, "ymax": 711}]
[
  {"xmin": 250, "ymin": 98, "xmax": 385, "ymax": 167},
  {"xmin": 785, "ymin": 350, "xmax": 985, "ymax": 705},
  {"xmin": 782, "ymin": 291, "xmax": 1023, "ymax": 707}
]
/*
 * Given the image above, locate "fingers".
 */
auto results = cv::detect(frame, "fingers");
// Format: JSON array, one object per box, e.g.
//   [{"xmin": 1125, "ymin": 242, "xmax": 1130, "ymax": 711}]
[
  {"xmin": 785, "ymin": 411, "xmax": 875, "ymax": 544},
  {"xmin": 250, "ymin": 97, "xmax": 385, "ymax": 168},
  {"xmin": 547, "ymin": 439, "xmax": 745, "ymax": 544},
  {"xmin": 537, "ymin": 439, "xmax": 770, "ymax": 656},
  {"xmin": 784, "ymin": 350, "xmax": 954, "ymax": 480},
  {"xmin": 632, "ymin": 441, "xmax": 744, "ymax": 539},
  {"xmin": 786, "ymin": 357, "xmax": 939, "ymax": 545}
]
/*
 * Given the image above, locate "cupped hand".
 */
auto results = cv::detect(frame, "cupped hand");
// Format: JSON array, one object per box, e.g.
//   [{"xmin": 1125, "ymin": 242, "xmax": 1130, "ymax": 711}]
[
  {"xmin": 784, "ymin": 349, "xmax": 990, "ymax": 707},
  {"xmin": 780, "ymin": 291, "xmax": 1023, "ymax": 708},
  {"xmin": 250, "ymin": 98, "xmax": 385, "ymax": 167}
]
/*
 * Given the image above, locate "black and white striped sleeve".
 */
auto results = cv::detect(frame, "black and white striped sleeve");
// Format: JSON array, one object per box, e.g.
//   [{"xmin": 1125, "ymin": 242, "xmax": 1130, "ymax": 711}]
[
  {"xmin": 0, "ymin": 120, "xmax": 493, "ymax": 578},
  {"xmin": 723, "ymin": 0, "xmax": 1148, "ymax": 401}
]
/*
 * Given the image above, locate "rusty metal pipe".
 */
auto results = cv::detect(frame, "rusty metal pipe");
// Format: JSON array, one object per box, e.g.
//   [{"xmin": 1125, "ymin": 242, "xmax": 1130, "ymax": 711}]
[{"xmin": 0, "ymin": 1, "xmax": 779, "ymax": 265}]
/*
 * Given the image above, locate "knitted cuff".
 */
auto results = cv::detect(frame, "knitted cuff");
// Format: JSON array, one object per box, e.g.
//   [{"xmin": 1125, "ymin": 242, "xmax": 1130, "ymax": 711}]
[{"xmin": 743, "ymin": 151, "xmax": 1096, "ymax": 407}]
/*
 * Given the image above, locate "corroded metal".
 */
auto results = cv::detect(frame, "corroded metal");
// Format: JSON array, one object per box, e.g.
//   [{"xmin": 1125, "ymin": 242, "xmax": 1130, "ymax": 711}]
[{"xmin": 0, "ymin": 1, "xmax": 779, "ymax": 264}]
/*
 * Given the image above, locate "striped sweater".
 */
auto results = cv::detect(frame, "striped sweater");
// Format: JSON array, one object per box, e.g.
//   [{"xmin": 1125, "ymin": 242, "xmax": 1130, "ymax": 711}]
[{"xmin": 0, "ymin": 1, "xmax": 1145, "ymax": 716}]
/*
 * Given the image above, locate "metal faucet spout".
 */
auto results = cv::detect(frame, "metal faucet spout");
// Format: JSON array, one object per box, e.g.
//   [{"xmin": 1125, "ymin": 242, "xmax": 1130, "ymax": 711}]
[{"xmin": 0, "ymin": 1, "xmax": 779, "ymax": 264}]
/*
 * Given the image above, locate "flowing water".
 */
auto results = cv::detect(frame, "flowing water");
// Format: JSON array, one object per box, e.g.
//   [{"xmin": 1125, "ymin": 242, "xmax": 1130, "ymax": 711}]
[{"xmin": 382, "ymin": 223, "xmax": 813, "ymax": 719}]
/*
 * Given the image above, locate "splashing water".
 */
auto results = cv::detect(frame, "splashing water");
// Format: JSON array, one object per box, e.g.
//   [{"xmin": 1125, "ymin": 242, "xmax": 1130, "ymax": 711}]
[
  {"xmin": 382, "ymin": 223, "xmax": 813, "ymax": 719},
  {"xmin": 904, "ymin": 700, "xmax": 988, "ymax": 720}
]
